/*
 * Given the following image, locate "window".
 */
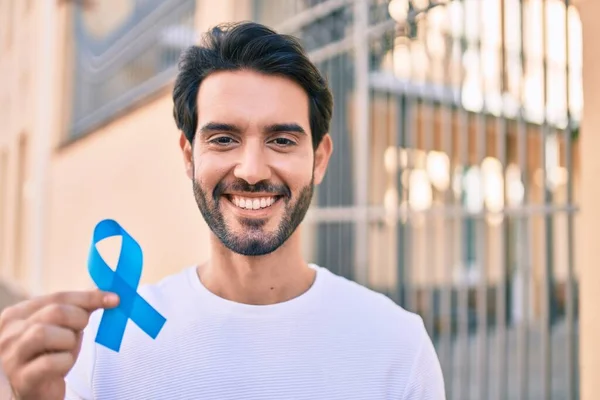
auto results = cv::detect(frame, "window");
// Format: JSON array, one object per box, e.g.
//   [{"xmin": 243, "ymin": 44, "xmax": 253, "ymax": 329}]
[{"xmin": 69, "ymin": 0, "xmax": 197, "ymax": 138}]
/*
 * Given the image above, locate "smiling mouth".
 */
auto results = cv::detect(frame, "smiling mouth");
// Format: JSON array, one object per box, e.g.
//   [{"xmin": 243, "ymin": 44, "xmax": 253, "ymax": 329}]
[{"xmin": 225, "ymin": 194, "xmax": 284, "ymax": 210}]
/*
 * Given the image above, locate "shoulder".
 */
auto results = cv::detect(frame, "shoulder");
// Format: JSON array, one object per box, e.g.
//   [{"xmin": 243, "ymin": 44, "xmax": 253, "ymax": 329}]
[
  {"xmin": 316, "ymin": 266, "xmax": 445, "ymax": 397},
  {"xmin": 315, "ymin": 265, "xmax": 425, "ymax": 333},
  {"xmin": 64, "ymin": 266, "xmax": 195, "ymax": 399},
  {"xmin": 137, "ymin": 265, "xmax": 197, "ymax": 305}
]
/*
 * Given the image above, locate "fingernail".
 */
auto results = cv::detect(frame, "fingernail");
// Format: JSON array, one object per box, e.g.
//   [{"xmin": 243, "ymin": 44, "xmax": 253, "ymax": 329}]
[{"xmin": 104, "ymin": 293, "xmax": 119, "ymax": 306}]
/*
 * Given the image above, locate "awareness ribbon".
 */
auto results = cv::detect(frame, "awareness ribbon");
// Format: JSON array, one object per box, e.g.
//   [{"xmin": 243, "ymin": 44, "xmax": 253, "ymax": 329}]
[{"xmin": 88, "ymin": 219, "xmax": 166, "ymax": 352}]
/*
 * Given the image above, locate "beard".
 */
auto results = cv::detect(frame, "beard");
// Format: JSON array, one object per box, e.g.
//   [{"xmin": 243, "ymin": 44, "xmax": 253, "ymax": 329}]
[{"xmin": 192, "ymin": 174, "xmax": 314, "ymax": 256}]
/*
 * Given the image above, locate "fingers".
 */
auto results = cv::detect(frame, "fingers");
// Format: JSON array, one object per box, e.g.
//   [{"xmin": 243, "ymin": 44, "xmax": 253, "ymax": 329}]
[
  {"xmin": 5, "ymin": 295, "xmax": 120, "ymax": 370},
  {"xmin": 0, "ymin": 290, "xmax": 119, "ymax": 327},
  {"xmin": 47, "ymin": 290, "xmax": 119, "ymax": 311},
  {"xmin": 17, "ymin": 324, "xmax": 77, "ymax": 363},
  {"xmin": 13, "ymin": 352, "xmax": 74, "ymax": 390},
  {"xmin": 0, "ymin": 323, "xmax": 77, "ymax": 389},
  {"xmin": 29, "ymin": 304, "xmax": 92, "ymax": 331},
  {"xmin": 0, "ymin": 289, "xmax": 120, "ymax": 399},
  {"xmin": 0, "ymin": 320, "xmax": 28, "ymax": 376},
  {"xmin": 0, "ymin": 320, "xmax": 27, "ymax": 355}
]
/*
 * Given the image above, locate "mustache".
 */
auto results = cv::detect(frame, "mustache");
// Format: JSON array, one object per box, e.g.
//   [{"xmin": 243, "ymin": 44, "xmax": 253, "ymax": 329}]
[{"xmin": 213, "ymin": 179, "xmax": 292, "ymax": 202}]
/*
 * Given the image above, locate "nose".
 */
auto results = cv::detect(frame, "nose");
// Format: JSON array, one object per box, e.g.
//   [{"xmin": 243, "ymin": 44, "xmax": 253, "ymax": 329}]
[{"xmin": 233, "ymin": 140, "xmax": 272, "ymax": 185}]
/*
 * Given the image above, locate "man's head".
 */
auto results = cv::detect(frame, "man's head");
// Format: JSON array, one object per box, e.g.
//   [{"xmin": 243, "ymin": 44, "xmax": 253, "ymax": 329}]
[{"xmin": 173, "ymin": 22, "xmax": 333, "ymax": 256}]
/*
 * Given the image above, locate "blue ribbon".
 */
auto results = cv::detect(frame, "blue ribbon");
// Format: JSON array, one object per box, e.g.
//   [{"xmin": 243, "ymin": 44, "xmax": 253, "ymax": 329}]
[{"xmin": 88, "ymin": 219, "xmax": 166, "ymax": 352}]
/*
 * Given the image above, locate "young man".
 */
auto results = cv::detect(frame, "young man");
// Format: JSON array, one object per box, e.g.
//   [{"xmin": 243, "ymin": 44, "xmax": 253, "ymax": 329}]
[{"xmin": 0, "ymin": 22, "xmax": 445, "ymax": 399}]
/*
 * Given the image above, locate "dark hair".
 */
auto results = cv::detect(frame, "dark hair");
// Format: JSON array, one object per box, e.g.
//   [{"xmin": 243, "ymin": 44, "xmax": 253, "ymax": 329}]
[{"xmin": 172, "ymin": 21, "xmax": 333, "ymax": 149}]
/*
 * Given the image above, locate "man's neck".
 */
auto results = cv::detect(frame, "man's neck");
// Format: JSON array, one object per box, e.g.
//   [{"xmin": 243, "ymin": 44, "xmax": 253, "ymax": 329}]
[{"xmin": 197, "ymin": 231, "xmax": 315, "ymax": 305}]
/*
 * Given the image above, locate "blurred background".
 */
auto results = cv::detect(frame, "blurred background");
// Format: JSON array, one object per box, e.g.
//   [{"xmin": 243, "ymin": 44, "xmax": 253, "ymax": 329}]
[{"xmin": 1, "ymin": 0, "xmax": 599, "ymax": 398}]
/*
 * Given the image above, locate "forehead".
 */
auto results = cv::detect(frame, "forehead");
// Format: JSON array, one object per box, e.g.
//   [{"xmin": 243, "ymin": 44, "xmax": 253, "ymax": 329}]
[{"xmin": 196, "ymin": 70, "xmax": 310, "ymax": 128}]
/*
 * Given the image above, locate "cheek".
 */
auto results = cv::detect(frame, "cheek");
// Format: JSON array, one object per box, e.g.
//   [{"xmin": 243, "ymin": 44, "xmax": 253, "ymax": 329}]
[
  {"xmin": 194, "ymin": 153, "xmax": 230, "ymax": 184},
  {"xmin": 271, "ymin": 153, "xmax": 314, "ymax": 188}
]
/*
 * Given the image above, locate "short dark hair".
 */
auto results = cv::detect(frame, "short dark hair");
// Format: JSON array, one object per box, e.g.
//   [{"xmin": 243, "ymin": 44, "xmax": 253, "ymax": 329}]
[{"xmin": 172, "ymin": 21, "xmax": 333, "ymax": 149}]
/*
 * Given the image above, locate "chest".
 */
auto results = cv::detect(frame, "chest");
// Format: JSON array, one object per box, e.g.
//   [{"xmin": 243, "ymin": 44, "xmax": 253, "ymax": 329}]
[{"xmin": 91, "ymin": 315, "xmax": 405, "ymax": 399}]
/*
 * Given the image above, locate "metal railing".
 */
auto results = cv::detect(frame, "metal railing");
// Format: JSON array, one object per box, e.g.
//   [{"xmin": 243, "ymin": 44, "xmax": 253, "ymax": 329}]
[{"xmin": 255, "ymin": 0, "xmax": 581, "ymax": 398}]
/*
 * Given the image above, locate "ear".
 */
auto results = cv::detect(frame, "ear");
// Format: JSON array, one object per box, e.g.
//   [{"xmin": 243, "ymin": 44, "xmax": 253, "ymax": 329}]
[
  {"xmin": 313, "ymin": 134, "xmax": 333, "ymax": 185},
  {"xmin": 179, "ymin": 132, "xmax": 194, "ymax": 180}
]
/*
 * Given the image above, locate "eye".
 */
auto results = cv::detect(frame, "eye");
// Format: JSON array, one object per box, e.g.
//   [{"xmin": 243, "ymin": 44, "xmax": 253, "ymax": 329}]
[
  {"xmin": 209, "ymin": 136, "xmax": 237, "ymax": 146},
  {"xmin": 271, "ymin": 137, "xmax": 296, "ymax": 147}
]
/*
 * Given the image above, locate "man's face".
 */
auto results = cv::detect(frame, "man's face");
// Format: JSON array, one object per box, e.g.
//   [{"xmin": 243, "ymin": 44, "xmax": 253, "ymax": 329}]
[{"xmin": 180, "ymin": 70, "xmax": 332, "ymax": 256}]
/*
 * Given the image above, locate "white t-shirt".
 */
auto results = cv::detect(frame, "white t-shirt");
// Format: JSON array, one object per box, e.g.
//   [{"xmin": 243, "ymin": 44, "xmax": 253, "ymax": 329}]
[{"xmin": 65, "ymin": 265, "xmax": 445, "ymax": 399}]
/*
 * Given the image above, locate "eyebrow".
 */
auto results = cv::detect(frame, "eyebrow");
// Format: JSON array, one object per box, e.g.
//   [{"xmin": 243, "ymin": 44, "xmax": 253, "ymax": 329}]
[
  {"xmin": 198, "ymin": 122, "xmax": 307, "ymax": 136},
  {"xmin": 199, "ymin": 122, "xmax": 242, "ymax": 135},
  {"xmin": 264, "ymin": 123, "xmax": 306, "ymax": 136}
]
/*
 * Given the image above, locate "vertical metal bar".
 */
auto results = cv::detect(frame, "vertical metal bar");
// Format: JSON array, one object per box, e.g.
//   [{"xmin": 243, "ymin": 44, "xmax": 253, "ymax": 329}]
[
  {"xmin": 440, "ymin": 19, "xmax": 455, "ymax": 399},
  {"xmin": 402, "ymin": 35, "xmax": 417, "ymax": 318},
  {"xmin": 421, "ymin": 15, "xmax": 436, "ymax": 339},
  {"xmin": 455, "ymin": 1, "xmax": 470, "ymax": 397},
  {"xmin": 496, "ymin": 0, "xmax": 509, "ymax": 398},
  {"xmin": 406, "ymin": 99, "xmax": 417, "ymax": 316},
  {"xmin": 475, "ymin": 105, "xmax": 489, "ymax": 399},
  {"xmin": 323, "ymin": 58, "xmax": 333, "ymax": 274},
  {"xmin": 516, "ymin": 1, "xmax": 530, "ymax": 399},
  {"xmin": 476, "ymin": 1, "xmax": 489, "ymax": 398},
  {"xmin": 455, "ymin": 129, "xmax": 469, "ymax": 399},
  {"xmin": 394, "ymin": 37, "xmax": 416, "ymax": 317},
  {"xmin": 397, "ymin": 94, "xmax": 409, "ymax": 309},
  {"xmin": 384, "ymin": 90, "xmax": 397, "ymax": 303},
  {"xmin": 338, "ymin": 52, "xmax": 348, "ymax": 279},
  {"xmin": 540, "ymin": 142, "xmax": 552, "ymax": 400},
  {"xmin": 540, "ymin": 0, "xmax": 553, "ymax": 398},
  {"xmin": 335, "ymin": 52, "xmax": 345, "ymax": 278},
  {"xmin": 353, "ymin": 0, "xmax": 370, "ymax": 286},
  {"xmin": 563, "ymin": 1, "xmax": 577, "ymax": 399}
]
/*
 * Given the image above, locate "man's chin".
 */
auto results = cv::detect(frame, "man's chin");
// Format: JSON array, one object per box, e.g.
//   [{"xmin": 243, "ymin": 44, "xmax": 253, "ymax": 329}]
[
  {"xmin": 221, "ymin": 236, "xmax": 283, "ymax": 257},
  {"xmin": 236, "ymin": 216, "xmax": 269, "ymax": 229},
  {"xmin": 224, "ymin": 212, "xmax": 281, "ymax": 232},
  {"xmin": 228, "ymin": 227, "xmax": 278, "ymax": 242}
]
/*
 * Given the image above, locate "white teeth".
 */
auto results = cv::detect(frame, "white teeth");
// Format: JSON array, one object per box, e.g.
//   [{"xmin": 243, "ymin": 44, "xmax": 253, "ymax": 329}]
[{"xmin": 230, "ymin": 196, "xmax": 277, "ymax": 210}]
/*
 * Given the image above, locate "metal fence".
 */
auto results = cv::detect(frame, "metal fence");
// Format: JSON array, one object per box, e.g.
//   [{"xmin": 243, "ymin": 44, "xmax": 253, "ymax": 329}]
[
  {"xmin": 255, "ymin": 0, "xmax": 581, "ymax": 399},
  {"xmin": 70, "ymin": 0, "xmax": 197, "ymax": 138}
]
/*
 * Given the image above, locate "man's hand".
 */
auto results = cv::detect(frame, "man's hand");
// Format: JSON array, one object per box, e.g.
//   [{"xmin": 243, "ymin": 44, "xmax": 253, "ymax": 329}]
[{"xmin": 0, "ymin": 291, "xmax": 119, "ymax": 400}]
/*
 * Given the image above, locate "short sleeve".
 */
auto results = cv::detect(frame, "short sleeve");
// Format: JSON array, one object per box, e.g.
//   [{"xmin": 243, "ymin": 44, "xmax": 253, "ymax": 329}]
[
  {"xmin": 401, "ymin": 328, "xmax": 446, "ymax": 400},
  {"xmin": 64, "ymin": 310, "xmax": 102, "ymax": 400}
]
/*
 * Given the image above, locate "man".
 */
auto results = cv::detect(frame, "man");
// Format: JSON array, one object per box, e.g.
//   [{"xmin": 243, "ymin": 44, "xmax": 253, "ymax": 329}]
[{"xmin": 0, "ymin": 22, "xmax": 445, "ymax": 399}]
